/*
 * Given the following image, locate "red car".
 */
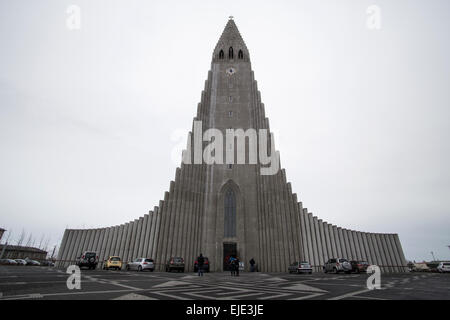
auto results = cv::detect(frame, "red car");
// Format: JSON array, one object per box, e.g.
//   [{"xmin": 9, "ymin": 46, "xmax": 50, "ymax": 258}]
[{"xmin": 350, "ymin": 260, "xmax": 369, "ymax": 273}]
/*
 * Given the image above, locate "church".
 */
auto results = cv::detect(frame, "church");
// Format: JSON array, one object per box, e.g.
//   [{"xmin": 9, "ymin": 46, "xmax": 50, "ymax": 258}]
[{"xmin": 56, "ymin": 18, "xmax": 407, "ymax": 273}]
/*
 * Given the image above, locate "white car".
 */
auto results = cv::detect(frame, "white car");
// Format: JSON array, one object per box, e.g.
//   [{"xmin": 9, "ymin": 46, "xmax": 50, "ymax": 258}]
[
  {"xmin": 15, "ymin": 259, "xmax": 27, "ymax": 265},
  {"xmin": 437, "ymin": 262, "xmax": 450, "ymax": 273}
]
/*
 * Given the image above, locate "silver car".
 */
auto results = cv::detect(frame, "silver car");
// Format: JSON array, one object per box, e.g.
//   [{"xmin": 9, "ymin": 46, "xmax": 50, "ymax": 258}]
[
  {"xmin": 126, "ymin": 258, "xmax": 155, "ymax": 272},
  {"xmin": 324, "ymin": 258, "xmax": 352, "ymax": 273},
  {"xmin": 289, "ymin": 261, "xmax": 313, "ymax": 274}
]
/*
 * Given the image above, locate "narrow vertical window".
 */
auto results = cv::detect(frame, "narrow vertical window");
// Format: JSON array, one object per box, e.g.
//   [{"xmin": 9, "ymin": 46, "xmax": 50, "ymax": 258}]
[
  {"xmin": 219, "ymin": 50, "xmax": 224, "ymax": 59},
  {"xmin": 238, "ymin": 50, "xmax": 244, "ymax": 59},
  {"xmin": 224, "ymin": 189, "xmax": 236, "ymax": 237},
  {"xmin": 229, "ymin": 47, "xmax": 234, "ymax": 59}
]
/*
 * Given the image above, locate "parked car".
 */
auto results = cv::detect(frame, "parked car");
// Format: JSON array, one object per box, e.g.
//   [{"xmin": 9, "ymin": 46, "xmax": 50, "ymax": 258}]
[
  {"xmin": 15, "ymin": 259, "xmax": 27, "ymax": 265},
  {"xmin": 437, "ymin": 262, "xmax": 450, "ymax": 273},
  {"xmin": 324, "ymin": 258, "xmax": 352, "ymax": 273},
  {"xmin": 25, "ymin": 258, "xmax": 40, "ymax": 266},
  {"xmin": 126, "ymin": 258, "xmax": 154, "ymax": 272},
  {"xmin": 288, "ymin": 261, "xmax": 313, "ymax": 274},
  {"xmin": 165, "ymin": 257, "xmax": 185, "ymax": 272},
  {"xmin": 350, "ymin": 260, "xmax": 369, "ymax": 273},
  {"xmin": 194, "ymin": 257, "xmax": 210, "ymax": 273},
  {"xmin": 41, "ymin": 260, "xmax": 55, "ymax": 267},
  {"xmin": 76, "ymin": 251, "xmax": 98, "ymax": 269},
  {"xmin": 103, "ymin": 256, "xmax": 123, "ymax": 270},
  {"xmin": 0, "ymin": 259, "xmax": 18, "ymax": 265}
]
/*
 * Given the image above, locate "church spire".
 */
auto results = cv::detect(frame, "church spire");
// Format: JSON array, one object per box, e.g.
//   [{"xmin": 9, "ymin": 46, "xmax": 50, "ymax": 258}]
[{"xmin": 213, "ymin": 18, "xmax": 250, "ymax": 62}]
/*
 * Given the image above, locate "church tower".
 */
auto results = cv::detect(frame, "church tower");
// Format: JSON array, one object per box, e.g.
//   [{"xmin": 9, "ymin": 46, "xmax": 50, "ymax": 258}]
[{"xmin": 56, "ymin": 19, "xmax": 408, "ymax": 273}]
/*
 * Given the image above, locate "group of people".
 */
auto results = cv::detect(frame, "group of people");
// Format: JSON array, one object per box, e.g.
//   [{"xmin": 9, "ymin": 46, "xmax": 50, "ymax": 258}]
[{"xmin": 195, "ymin": 253, "xmax": 257, "ymax": 276}]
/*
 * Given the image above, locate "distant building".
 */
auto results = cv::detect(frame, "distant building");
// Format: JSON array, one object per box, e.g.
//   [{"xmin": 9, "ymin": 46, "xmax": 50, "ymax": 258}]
[
  {"xmin": 0, "ymin": 228, "xmax": 5, "ymax": 242},
  {"xmin": 0, "ymin": 244, "xmax": 47, "ymax": 261}
]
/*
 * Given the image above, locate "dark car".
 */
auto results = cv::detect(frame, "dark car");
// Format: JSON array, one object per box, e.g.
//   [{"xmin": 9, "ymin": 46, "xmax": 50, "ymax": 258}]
[
  {"xmin": 350, "ymin": 260, "xmax": 369, "ymax": 273},
  {"xmin": 165, "ymin": 257, "xmax": 185, "ymax": 272},
  {"xmin": 76, "ymin": 251, "xmax": 98, "ymax": 270},
  {"xmin": 194, "ymin": 257, "xmax": 210, "ymax": 273}
]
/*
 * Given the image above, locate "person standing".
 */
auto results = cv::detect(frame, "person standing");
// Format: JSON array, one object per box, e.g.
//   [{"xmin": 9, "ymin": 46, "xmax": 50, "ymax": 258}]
[
  {"xmin": 249, "ymin": 258, "xmax": 256, "ymax": 272},
  {"xmin": 197, "ymin": 253, "xmax": 205, "ymax": 276},
  {"xmin": 234, "ymin": 257, "xmax": 240, "ymax": 276},
  {"xmin": 229, "ymin": 256, "xmax": 236, "ymax": 276}
]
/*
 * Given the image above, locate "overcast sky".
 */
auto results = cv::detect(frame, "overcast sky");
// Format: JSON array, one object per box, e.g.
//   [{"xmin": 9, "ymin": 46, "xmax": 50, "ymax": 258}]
[{"xmin": 0, "ymin": 0, "xmax": 449, "ymax": 262}]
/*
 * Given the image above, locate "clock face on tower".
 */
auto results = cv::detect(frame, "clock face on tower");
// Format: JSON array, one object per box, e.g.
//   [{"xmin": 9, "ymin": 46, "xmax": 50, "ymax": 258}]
[{"xmin": 226, "ymin": 67, "xmax": 236, "ymax": 75}]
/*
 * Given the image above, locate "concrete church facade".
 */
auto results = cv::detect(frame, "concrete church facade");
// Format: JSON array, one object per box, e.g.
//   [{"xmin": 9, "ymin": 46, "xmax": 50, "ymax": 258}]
[{"xmin": 56, "ymin": 19, "xmax": 408, "ymax": 272}]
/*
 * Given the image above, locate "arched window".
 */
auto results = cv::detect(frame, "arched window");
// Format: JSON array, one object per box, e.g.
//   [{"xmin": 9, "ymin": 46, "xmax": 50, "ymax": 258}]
[
  {"xmin": 224, "ymin": 189, "xmax": 236, "ymax": 237},
  {"xmin": 229, "ymin": 47, "xmax": 234, "ymax": 59},
  {"xmin": 238, "ymin": 50, "xmax": 244, "ymax": 59},
  {"xmin": 219, "ymin": 50, "xmax": 224, "ymax": 59}
]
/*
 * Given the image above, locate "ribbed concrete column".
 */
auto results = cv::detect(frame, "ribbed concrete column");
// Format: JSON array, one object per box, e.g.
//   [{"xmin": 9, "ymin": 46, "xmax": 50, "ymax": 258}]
[
  {"xmin": 99, "ymin": 228, "xmax": 111, "ymax": 263},
  {"xmin": 56, "ymin": 230, "xmax": 70, "ymax": 267},
  {"xmin": 262, "ymin": 176, "xmax": 273, "ymax": 272},
  {"xmin": 314, "ymin": 217, "xmax": 324, "ymax": 270},
  {"xmin": 84, "ymin": 229, "xmax": 94, "ymax": 252},
  {"xmin": 92, "ymin": 229, "xmax": 101, "ymax": 257},
  {"xmin": 383, "ymin": 234, "xmax": 398, "ymax": 272},
  {"xmin": 347, "ymin": 230, "xmax": 357, "ymax": 260},
  {"xmin": 111, "ymin": 226, "xmax": 120, "ymax": 257},
  {"xmin": 379, "ymin": 234, "xmax": 393, "ymax": 273},
  {"xmin": 173, "ymin": 168, "xmax": 186, "ymax": 259},
  {"xmin": 376, "ymin": 234, "xmax": 389, "ymax": 272},
  {"xmin": 162, "ymin": 180, "xmax": 177, "ymax": 265},
  {"xmin": 158, "ymin": 185, "xmax": 174, "ymax": 269},
  {"xmin": 289, "ymin": 189, "xmax": 302, "ymax": 263},
  {"xmin": 271, "ymin": 175, "xmax": 285, "ymax": 272},
  {"xmin": 184, "ymin": 165, "xmax": 195, "ymax": 271},
  {"xmin": 118, "ymin": 223, "xmax": 129, "ymax": 260},
  {"xmin": 369, "ymin": 233, "xmax": 382, "ymax": 271},
  {"xmin": 355, "ymin": 232, "xmax": 367, "ymax": 261},
  {"xmin": 68, "ymin": 230, "xmax": 84, "ymax": 266},
  {"xmin": 393, "ymin": 234, "xmax": 407, "ymax": 272},
  {"xmin": 343, "ymin": 229, "xmax": 352, "ymax": 260},
  {"xmin": 114, "ymin": 225, "xmax": 124, "ymax": 257},
  {"xmin": 132, "ymin": 218, "xmax": 143, "ymax": 259},
  {"xmin": 362, "ymin": 232, "xmax": 374, "ymax": 264},
  {"xmin": 149, "ymin": 207, "xmax": 160, "ymax": 261},
  {"xmin": 337, "ymin": 228, "xmax": 347, "ymax": 258},
  {"xmin": 142, "ymin": 214, "xmax": 151, "ymax": 258},
  {"xmin": 323, "ymin": 222, "xmax": 332, "ymax": 261},
  {"xmin": 280, "ymin": 173, "xmax": 295, "ymax": 268},
  {"xmin": 145, "ymin": 212, "xmax": 154, "ymax": 258},
  {"xmin": 104, "ymin": 226, "xmax": 115, "ymax": 262},
  {"xmin": 391, "ymin": 234, "xmax": 404, "ymax": 271},
  {"xmin": 96, "ymin": 229, "xmax": 106, "ymax": 263},
  {"xmin": 128, "ymin": 220, "xmax": 138, "ymax": 262},
  {"xmin": 139, "ymin": 215, "xmax": 149, "ymax": 258},
  {"xmin": 380, "ymin": 234, "xmax": 392, "ymax": 272},
  {"xmin": 333, "ymin": 226, "xmax": 342, "ymax": 258},
  {"xmin": 304, "ymin": 210, "xmax": 315, "ymax": 265},
  {"xmin": 93, "ymin": 228, "xmax": 102, "ymax": 254},
  {"xmin": 59, "ymin": 230, "xmax": 73, "ymax": 267},
  {"xmin": 308, "ymin": 213, "xmax": 319, "ymax": 271},
  {"xmin": 317, "ymin": 220, "xmax": 327, "ymax": 263},
  {"xmin": 298, "ymin": 204, "xmax": 309, "ymax": 263},
  {"xmin": 328, "ymin": 224, "xmax": 337, "ymax": 258}
]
